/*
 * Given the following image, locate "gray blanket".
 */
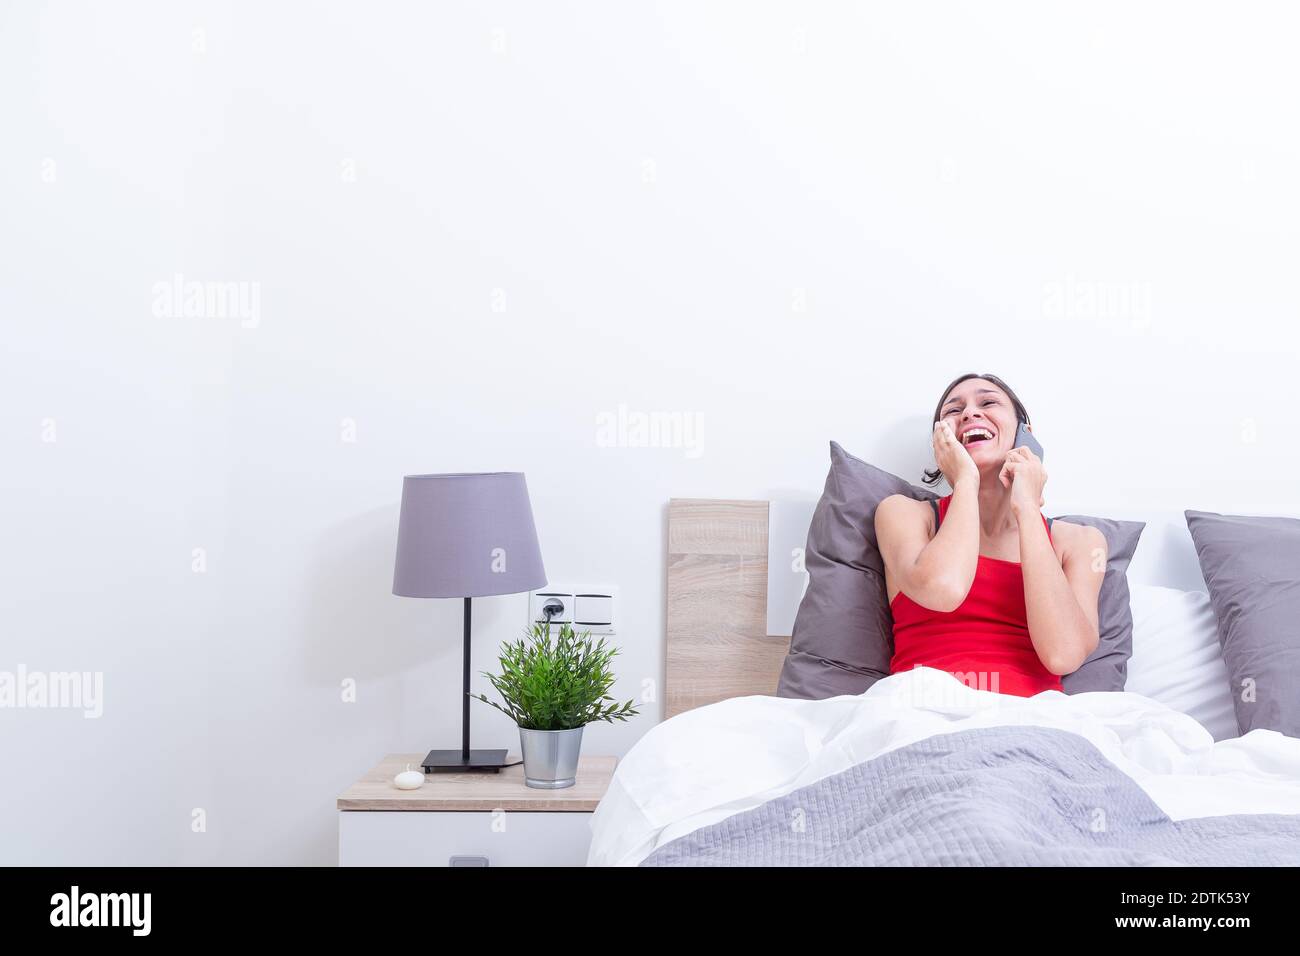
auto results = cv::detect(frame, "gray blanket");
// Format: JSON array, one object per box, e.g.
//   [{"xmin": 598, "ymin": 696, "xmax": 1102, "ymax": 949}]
[{"xmin": 640, "ymin": 725, "xmax": 1300, "ymax": 865}]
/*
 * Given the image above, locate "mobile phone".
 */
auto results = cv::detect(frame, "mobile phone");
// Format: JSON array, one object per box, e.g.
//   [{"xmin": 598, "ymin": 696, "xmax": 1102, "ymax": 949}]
[{"xmin": 1013, "ymin": 421, "xmax": 1043, "ymax": 461}]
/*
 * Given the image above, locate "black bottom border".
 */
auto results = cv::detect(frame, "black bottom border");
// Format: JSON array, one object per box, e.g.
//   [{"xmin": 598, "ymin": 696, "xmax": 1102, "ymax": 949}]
[{"xmin": 4, "ymin": 865, "xmax": 1294, "ymax": 939}]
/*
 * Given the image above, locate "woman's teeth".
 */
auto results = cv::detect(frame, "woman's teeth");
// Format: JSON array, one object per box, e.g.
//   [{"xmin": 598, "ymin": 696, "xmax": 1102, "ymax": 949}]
[{"xmin": 962, "ymin": 428, "xmax": 994, "ymax": 446}]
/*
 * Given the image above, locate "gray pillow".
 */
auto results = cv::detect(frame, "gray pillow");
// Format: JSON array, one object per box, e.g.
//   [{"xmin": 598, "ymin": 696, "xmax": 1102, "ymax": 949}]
[
  {"xmin": 1185, "ymin": 510, "xmax": 1300, "ymax": 737},
  {"xmin": 775, "ymin": 442, "xmax": 937, "ymax": 699},
  {"xmin": 776, "ymin": 441, "xmax": 1144, "ymax": 699}
]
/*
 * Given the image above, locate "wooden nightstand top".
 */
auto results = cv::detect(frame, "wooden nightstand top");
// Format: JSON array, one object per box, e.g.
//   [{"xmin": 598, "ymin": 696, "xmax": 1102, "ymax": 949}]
[{"xmin": 337, "ymin": 753, "xmax": 618, "ymax": 812}]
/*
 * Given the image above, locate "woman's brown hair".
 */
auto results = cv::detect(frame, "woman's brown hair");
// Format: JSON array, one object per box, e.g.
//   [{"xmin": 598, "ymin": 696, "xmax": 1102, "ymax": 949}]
[{"xmin": 922, "ymin": 372, "xmax": 1031, "ymax": 487}]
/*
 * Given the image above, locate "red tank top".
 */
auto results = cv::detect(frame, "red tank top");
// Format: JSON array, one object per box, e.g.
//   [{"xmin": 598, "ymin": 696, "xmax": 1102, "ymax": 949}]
[{"xmin": 888, "ymin": 494, "xmax": 1063, "ymax": 697}]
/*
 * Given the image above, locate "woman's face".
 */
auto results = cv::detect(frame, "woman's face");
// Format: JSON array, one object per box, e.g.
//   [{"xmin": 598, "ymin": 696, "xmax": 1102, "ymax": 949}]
[{"xmin": 937, "ymin": 379, "xmax": 1022, "ymax": 472}]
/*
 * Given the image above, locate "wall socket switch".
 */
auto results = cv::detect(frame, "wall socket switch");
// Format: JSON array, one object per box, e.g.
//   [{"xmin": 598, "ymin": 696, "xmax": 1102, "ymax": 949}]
[{"xmin": 528, "ymin": 586, "xmax": 616, "ymax": 635}]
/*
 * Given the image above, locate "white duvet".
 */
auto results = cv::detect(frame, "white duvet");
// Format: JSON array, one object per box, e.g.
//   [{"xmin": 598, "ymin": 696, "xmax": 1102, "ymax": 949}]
[{"xmin": 587, "ymin": 667, "xmax": 1300, "ymax": 866}]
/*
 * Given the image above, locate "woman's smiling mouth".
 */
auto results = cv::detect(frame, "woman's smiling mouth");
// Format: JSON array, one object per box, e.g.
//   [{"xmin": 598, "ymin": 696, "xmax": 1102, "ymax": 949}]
[{"xmin": 959, "ymin": 426, "xmax": 996, "ymax": 447}]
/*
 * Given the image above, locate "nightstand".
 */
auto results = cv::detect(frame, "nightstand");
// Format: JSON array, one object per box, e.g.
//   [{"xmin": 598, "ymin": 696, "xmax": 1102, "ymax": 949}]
[{"xmin": 337, "ymin": 753, "xmax": 617, "ymax": 866}]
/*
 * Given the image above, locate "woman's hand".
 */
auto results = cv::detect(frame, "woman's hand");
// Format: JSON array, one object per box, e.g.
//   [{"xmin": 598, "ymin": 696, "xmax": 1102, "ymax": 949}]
[
  {"xmin": 1000, "ymin": 446, "xmax": 1047, "ymax": 514},
  {"xmin": 932, "ymin": 420, "xmax": 979, "ymax": 488}
]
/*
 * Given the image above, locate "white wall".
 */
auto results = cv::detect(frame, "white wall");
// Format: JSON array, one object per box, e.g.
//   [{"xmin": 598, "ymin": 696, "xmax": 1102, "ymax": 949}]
[{"xmin": 3, "ymin": 1, "xmax": 1298, "ymax": 865}]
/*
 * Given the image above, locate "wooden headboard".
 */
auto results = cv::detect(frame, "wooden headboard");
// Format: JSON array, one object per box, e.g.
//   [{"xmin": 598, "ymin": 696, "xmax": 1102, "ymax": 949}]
[{"xmin": 665, "ymin": 498, "xmax": 789, "ymax": 718}]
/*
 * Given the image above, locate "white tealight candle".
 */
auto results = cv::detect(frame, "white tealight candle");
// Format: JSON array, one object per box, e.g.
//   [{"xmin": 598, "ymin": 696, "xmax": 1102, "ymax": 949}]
[{"xmin": 393, "ymin": 763, "xmax": 425, "ymax": 790}]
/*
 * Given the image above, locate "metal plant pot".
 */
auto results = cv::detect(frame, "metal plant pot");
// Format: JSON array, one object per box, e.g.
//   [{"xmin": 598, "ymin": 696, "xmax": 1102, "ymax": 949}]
[{"xmin": 518, "ymin": 726, "xmax": 584, "ymax": 789}]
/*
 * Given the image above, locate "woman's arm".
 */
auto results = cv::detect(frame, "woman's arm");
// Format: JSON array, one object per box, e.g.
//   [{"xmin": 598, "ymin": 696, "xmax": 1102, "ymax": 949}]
[
  {"xmin": 876, "ymin": 481, "xmax": 981, "ymax": 611},
  {"xmin": 875, "ymin": 422, "xmax": 982, "ymax": 612},
  {"xmin": 1005, "ymin": 449, "xmax": 1106, "ymax": 675}
]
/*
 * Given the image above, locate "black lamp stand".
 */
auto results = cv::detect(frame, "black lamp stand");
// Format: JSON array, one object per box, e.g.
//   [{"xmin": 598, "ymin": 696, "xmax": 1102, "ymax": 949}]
[{"xmin": 421, "ymin": 597, "xmax": 509, "ymax": 773}]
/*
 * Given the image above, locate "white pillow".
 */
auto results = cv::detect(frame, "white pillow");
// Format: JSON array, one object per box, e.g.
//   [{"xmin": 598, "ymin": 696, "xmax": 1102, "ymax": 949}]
[{"xmin": 1125, "ymin": 585, "xmax": 1238, "ymax": 741}]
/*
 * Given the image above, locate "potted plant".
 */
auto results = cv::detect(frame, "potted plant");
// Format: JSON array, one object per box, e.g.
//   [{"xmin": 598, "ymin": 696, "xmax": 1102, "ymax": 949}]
[{"xmin": 471, "ymin": 622, "xmax": 638, "ymax": 789}]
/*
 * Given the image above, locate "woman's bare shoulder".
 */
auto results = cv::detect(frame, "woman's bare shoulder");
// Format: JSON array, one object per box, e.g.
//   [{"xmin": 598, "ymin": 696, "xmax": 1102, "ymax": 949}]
[
  {"xmin": 1049, "ymin": 519, "xmax": 1107, "ymax": 562},
  {"xmin": 875, "ymin": 494, "xmax": 935, "ymax": 534}
]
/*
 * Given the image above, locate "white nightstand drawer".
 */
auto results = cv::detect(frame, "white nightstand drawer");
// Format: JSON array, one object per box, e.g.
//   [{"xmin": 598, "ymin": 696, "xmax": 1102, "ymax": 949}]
[
  {"xmin": 337, "ymin": 754, "xmax": 615, "ymax": 866},
  {"xmin": 338, "ymin": 811, "xmax": 595, "ymax": 867}
]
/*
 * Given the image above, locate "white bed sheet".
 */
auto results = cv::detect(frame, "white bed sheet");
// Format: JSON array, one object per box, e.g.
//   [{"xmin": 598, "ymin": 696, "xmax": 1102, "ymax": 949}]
[{"xmin": 588, "ymin": 667, "xmax": 1300, "ymax": 866}]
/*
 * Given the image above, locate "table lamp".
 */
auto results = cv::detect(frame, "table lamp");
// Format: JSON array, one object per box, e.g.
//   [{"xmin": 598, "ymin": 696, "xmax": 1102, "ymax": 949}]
[{"xmin": 392, "ymin": 472, "xmax": 547, "ymax": 773}]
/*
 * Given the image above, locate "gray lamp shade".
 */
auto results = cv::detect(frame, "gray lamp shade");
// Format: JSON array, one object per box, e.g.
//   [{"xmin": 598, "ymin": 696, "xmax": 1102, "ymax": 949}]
[{"xmin": 392, "ymin": 472, "xmax": 547, "ymax": 598}]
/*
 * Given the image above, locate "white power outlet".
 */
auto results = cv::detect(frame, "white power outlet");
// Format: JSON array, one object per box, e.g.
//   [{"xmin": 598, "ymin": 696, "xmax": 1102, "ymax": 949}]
[
  {"xmin": 528, "ymin": 585, "xmax": 617, "ymax": 635},
  {"xmin": 529, "ymin": 591, "xmax": 572, "ymax": 624}
]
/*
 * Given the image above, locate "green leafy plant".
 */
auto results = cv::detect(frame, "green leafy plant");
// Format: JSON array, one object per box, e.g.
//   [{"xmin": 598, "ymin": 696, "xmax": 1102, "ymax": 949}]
[{"xmin": 471, "ymin": 622, "xmax": 639, "ymax": 731}]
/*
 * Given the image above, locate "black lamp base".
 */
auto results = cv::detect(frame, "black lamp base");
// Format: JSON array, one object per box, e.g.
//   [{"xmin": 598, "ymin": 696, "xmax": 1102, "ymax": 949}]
[{"xmin": 422, "ymin": 748, "xmax": 509, "ymax": 773}]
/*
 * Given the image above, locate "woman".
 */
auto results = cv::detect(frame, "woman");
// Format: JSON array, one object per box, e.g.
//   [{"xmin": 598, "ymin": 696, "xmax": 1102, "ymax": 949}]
[{"xmin": 875, "ymin": 373, "xmax": 1107, "ymax": 697}]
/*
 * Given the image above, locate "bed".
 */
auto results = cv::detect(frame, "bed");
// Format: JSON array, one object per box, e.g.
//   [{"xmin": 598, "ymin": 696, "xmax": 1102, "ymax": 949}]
[{"xmin": 586, "ymin": 498, "xmax": 1300, "ymax": 866}]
